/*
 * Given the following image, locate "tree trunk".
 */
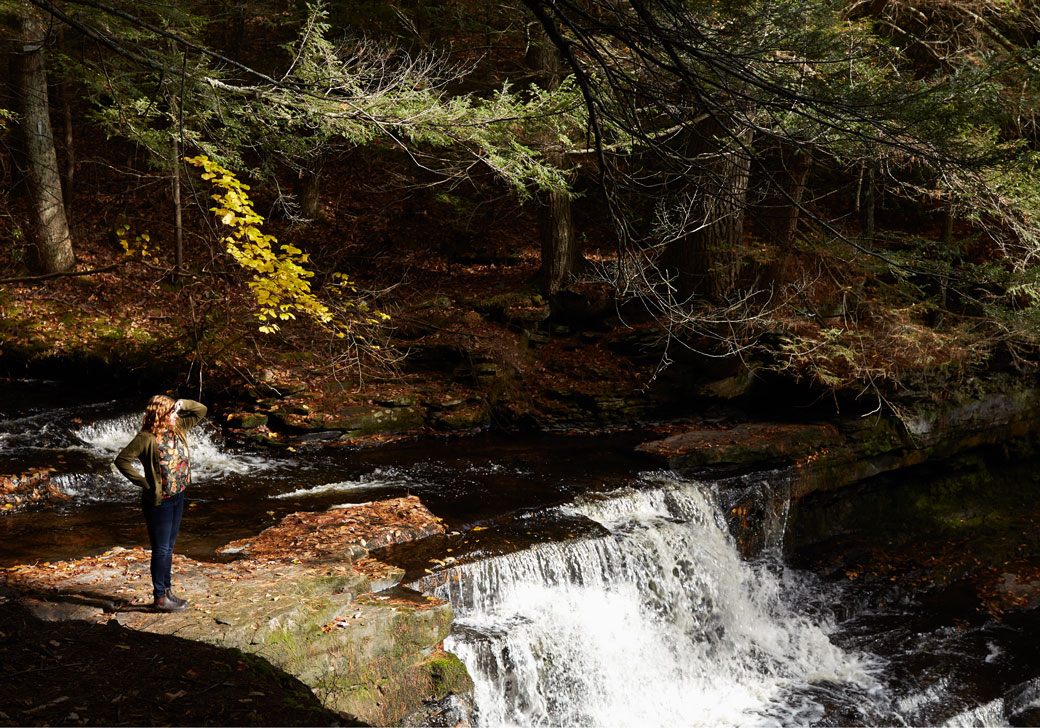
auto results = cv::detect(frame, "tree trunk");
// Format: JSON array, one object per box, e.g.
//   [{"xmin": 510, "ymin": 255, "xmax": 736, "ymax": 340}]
[
  {"xmin": 754, "ymin": 149, "xmax": 812, "ymax": 292},
  {"xmin": 60, "ymin": 81, "xmax": 74, "ymax": 223},
  {"xmin": 539, "ymin": 167, "xmax": 578, "ymax": 296},
  {"xmin": 528, "ymin": 21, "xmax": 580, "ymax": 297},
  {"xmin": 297, "ymin": 169, "xmax": 323, "ymax": 221},
  {"xmin": 661, "ymin": 113, "xmax": 753, "ymax": 303},
  {"xmin": 171, "ymin": 135, "xmax": 184, "ymax": 280},
  {"xmin": 12, "ymin": 15, "xmax": 74, "ymax": 274},
  {"xmin": 860, "ymin": 163, "xmax": 876, "ymax": 249},
  {"xmin": 940, "ymin": 200, "xmax": 954, "ymax": 247}
]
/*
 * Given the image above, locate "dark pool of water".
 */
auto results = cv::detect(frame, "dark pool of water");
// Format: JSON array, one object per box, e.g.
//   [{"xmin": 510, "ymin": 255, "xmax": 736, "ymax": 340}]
[{"xmin": 0, "ymin": 377, "xmax": 651, "ymax": 566}]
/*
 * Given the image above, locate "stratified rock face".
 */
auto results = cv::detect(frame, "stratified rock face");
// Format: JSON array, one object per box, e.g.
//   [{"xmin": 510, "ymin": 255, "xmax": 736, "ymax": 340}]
[
  {"xmin": 636, "ymin": 423, "xmax": 838, "ymax": 469},
  {"xmin": 0, "ymin": 496, "xmax": 472, "ymax": 726},
  {"xmin": 636, "ymin": 386, "xmax": 1040, "ymax": 501}
]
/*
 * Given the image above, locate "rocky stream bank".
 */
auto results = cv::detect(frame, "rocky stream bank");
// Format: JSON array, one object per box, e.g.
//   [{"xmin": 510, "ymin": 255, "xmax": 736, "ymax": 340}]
[
  {"xmin": 0, "ymin": 497, "xmax": 471, "ymax": 727},
  {"xmin": 4, "ymin": 361, "xmax": 1040, "ymax": 725}
]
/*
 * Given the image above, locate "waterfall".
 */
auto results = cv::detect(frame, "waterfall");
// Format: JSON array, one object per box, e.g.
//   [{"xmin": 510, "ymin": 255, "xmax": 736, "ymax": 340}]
[{"xmin": 416, "ymin": 474, "xmax": 878, "ymax": 727}]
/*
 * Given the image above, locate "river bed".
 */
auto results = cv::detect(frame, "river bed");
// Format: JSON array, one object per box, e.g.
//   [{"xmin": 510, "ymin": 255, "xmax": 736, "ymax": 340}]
[{"xmin": 3, "ymin": 378, "xmax": 1040, "ymax": 726}]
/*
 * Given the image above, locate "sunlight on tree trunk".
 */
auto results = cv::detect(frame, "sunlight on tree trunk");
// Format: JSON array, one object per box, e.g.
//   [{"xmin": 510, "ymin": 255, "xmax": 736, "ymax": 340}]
[{"xmin": 171, "ymin": 134, "xmax": 184, "ymax": 280}]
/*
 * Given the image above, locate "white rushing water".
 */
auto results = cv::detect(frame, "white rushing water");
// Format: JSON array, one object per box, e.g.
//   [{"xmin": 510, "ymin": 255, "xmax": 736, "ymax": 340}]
[
  {"xmin": 273, "ymin": 467, "xmax": 414, "ymax": 499},
  {"xmin": 74, "ymin": 414, "xmax": 278, "ymax": 480},
  {"xmin": 417, "ymin": 474, "xmax": 879, "ymax": 727}
]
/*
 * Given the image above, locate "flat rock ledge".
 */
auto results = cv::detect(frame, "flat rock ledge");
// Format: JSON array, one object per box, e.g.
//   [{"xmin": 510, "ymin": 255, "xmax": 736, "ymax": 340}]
[
  {"xmin": 0, "ymin": 496, "xmax": 472, "ymax": 727},
  {"xmin": 637, "ymin": 386, "xmax": 1040, "ymax": 499}
]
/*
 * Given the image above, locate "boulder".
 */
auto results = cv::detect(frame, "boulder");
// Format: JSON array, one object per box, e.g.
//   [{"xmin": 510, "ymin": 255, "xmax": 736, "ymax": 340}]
[
  {"xmin": 325, "ymin": 405, "xmax": 425, "ymax": 439},
  {"xmin": 226, "ymin": 412, "xmax": 269, "ymax": 429}
]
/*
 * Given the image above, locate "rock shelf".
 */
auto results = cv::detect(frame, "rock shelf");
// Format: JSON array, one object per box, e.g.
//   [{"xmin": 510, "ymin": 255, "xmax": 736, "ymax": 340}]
[{"xmin": 0, "ymin": 496, "xmax": 471, "ymax": 726}]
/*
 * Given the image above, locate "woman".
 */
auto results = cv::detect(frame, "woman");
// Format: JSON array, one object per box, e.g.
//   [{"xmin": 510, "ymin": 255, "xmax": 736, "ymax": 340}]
[{"xmin": 115, "ymin": 395, "xmax": 207, "ymax": 612}]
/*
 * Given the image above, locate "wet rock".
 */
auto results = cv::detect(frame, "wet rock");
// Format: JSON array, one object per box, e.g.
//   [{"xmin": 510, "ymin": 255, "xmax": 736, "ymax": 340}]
[
  {"xmin": 636, "ymin": 423, "xmax": 838, "ymax": 469},
  {"xmin": 292, "ymin": 430, "xmax": 343, "ymax": 444},
  {"xmin": 226, "ymin": 412, "xmax": 269, "ymax": 429},
  {"xmin": 0, "ymin": 468, "xmax": 70, "ymax": 513},
  {"xmin": 1005, "ymin": 678, "xmax": 1040, "ymax": 727},
  {"xmin": 218, "ymin": 496, "xmax": 446, "ymax": 560},
  {"xmin": 994, "ymin": 571, "xmax": 1040, "ymax": 612},
  {"xmin": 403, "ymin": 684, "xmax": 474, "ymax": 727},
  {"xmin": 326, "ymin": 405, "xmax": 425, "ymax": 439}
]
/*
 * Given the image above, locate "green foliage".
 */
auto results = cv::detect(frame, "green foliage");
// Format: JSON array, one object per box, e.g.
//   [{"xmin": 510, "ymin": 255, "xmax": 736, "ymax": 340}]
[{"xmin": 224, "ymin": 3, "xmax": 584, "ymax": 198}]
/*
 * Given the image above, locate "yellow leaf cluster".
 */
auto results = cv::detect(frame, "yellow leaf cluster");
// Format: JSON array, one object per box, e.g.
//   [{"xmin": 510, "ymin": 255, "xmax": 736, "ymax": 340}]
[
  {"xmin": 187, "ymin": 155, "xmax": 336, "ymax": 334},
  {"xmin": 115, "ymin": 225, "xmax": 159, "ymax": 263}
]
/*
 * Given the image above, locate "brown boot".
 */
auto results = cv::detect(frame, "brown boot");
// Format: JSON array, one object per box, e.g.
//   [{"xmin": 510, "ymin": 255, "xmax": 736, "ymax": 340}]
[
  {"xmin": 153, "ymin": 592, "xmax": 188, "ymax": 612},
  {"xmin": 164, "ymin": 590, "xmax": 188, "ymax": 609}
]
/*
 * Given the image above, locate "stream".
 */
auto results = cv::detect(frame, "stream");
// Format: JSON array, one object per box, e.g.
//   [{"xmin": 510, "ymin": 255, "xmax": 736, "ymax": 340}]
[{"xmin": 3, "ymin": 377, "xmax": 1040, "ymax": 726}]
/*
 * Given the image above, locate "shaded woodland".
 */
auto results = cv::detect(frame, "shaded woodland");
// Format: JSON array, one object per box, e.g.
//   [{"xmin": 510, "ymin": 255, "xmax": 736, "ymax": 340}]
[{"xmin": 2, "ymin": 0, "xmax": 1040, "ymax": 419}]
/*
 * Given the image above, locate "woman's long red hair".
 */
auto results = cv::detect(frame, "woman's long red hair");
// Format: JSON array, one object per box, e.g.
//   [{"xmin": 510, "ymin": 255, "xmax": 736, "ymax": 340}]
[{"xmin": 142, "ymin": 395, "xmax": 177, "ymax": 437}]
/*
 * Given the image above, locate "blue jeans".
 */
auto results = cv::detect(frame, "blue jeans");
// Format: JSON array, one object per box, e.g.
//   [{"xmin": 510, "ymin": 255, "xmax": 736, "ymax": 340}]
[{"xmin": 141, "ymin": 491, "xmax": 185, "ymax": 599}]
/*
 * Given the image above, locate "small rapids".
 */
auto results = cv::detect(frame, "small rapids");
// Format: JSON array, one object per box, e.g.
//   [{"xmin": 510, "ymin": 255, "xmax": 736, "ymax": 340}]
[
  {"xmin": 74, "ymin": 414, "xmax": 280, "ymax": 481},
  {"xmin": 415, "ymin": 474, "xmax": 880, "ymax": 727},
  {"xmin": 272, "ymin": 467, "xmax": 415, "ymax": 500}
]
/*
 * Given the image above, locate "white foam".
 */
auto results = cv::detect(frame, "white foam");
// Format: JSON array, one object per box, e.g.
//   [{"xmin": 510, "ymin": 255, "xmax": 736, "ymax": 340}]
[
  {"xmin": 943, "ymin": 697, "xmax": 1007, "ymax": 728},
  {"xmin": 418, "ymin": 476, "xmax": 878, "ymax": 727},
  {"xmin": 273, "ymin": 467, "xmax": 412, "ymax": 499},
  {"xmin": 74, "ymin": 414, "xmax": 278, "ymax": 480}
]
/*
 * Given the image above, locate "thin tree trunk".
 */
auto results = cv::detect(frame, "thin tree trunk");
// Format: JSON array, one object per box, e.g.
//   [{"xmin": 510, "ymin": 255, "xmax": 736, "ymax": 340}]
[
  {"xmin": 940, "ymin": 200, "xmax": 954, "ymax": 247},
  {"xmin": 13, "ymin": 15, "xmax": 74, "ymax": 274},
  {"xmin": 297, "ymin": 169, "xmax": 323, "ymax": 221},
  {"xmin": 860, "ymin": 163, "xmax": 876, "ymax": 249},
  {"xmin": 539, "ymin": 156, "xmax": 578, "ymax": 296},
  {"xmin": 171, "ymin": 135, "xmax": 183, "ymax": 280}
]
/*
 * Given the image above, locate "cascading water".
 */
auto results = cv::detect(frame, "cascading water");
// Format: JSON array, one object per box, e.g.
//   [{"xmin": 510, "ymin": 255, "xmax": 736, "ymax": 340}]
[
  {"xmin": 74, "ymin": 414, "xmax": 279, "ymax": 481},
  {"xmin": 416, "ymin": 474, "xmax": 880, "ymax": 727}
]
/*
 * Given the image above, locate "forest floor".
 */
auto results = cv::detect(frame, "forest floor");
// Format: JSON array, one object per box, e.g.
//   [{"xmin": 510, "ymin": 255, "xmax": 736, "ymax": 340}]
[
  {"xmin": 0, "ymin": 145, "xmax": 685, "ymax": 441},
  {"xmin": 1, "ymin": 125, "xmax": 1018, "ymax": 438}
]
